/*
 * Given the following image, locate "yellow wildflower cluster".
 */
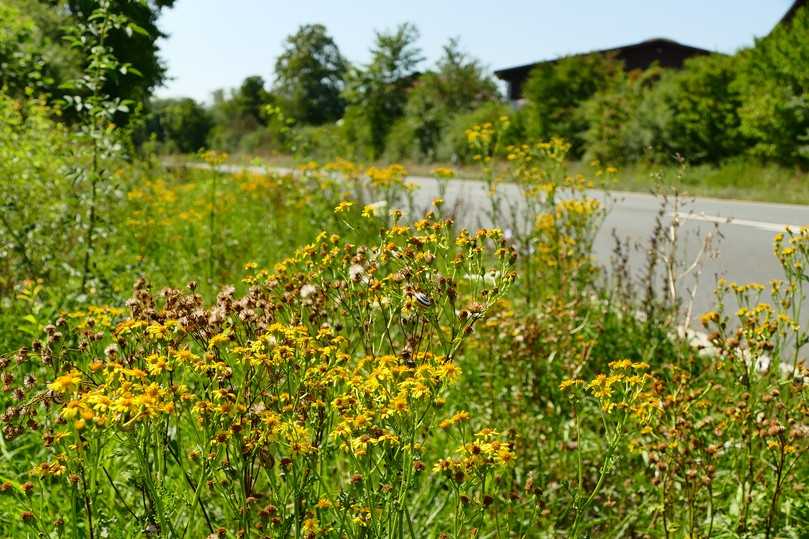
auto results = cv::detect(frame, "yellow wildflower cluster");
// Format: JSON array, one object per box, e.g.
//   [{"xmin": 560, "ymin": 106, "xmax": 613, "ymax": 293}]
[
  {"xmin": 433, "ymin": 428, "xmax": 516, "ymax": 479},
  {"xmin": 431, "ymin": 166, "xmax": 455, "ymax": 179},
  {"xmin": 366, "ymin": 164, "xmax": 408, "ymax": 188},
  {"xmin": 563, "ymin": 360, "xmax": 656, "ymax": 416},
  {"xmin": 3, "ymin": 212, "xmax": 517, "ymax": 537}
]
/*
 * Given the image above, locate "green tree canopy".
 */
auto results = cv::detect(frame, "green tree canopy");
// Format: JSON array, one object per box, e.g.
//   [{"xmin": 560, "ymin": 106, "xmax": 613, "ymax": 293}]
[
  {"xmin": 522, "ymin": 53, "xmax": 620, "ymax": 155},
  {"xmin": 0, "ymin": 0, "xmax": 173, "ymax": 108},
  {"xmin": 208, "ymin": 75, "xmax": 275, "ymax": 151},
  {"xmin": 66, "ymin": 0, "xmax": 176, "ymax": 104},
  {"xmin": 736, "ymin": 4, "xmax": 809, "ymax": 164},
  {"xmin": 392, "ymin": 38, "xmax": 499, "ymax": 160},
  {"xmin": 0, "ymin": 1, "xmax": 80, "ymax": 97},
  {"xmin": 342, "ymin": 22, "xmax": 424, "ymax": 158},
  {"xmin": 273, "ymin": 24, "xmax": 347, "ymax": 125},
  {"xmin": 145, "ymin": 97, "xmax": 213, "ymax": 153}
]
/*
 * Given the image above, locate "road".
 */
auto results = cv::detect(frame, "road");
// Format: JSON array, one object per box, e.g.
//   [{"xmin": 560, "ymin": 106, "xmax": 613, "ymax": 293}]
[{"xmin": 187, "ymin": 162, "xmax": 809, "ymax": 326}]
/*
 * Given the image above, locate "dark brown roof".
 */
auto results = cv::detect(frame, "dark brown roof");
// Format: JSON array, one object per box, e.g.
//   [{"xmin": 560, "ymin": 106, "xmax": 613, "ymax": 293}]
[{"xmin": 494, "ymin": 38, "xmax": 713, "ymax": 101}]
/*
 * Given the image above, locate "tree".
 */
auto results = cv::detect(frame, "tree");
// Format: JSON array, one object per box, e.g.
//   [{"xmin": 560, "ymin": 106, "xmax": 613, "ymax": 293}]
[
  {"xmin": 66, "ymin": 0, "xmax": 176, "ymax": 104},
  {"xmin": 396, "ymin": 38, "xmax": 499, "ymax": 159},
  {"xmin": 233, "ymin": 75, "xmax": 272, "ymax": 126},
  {"xmin": 146, "ymin": 98, "xmax": 212, "ymax": 153},
  {"xmin": 274, "ymin": 24, "xmax": 347, "ymax": 125},
  {"xmin": 522, "ymin": 53, "xmax": 620, "ymax": 155},
  {"xmin": 0, "ymin": 0, "xmax": 175, "ymax": 108},
  {"xmin": 342, "ymin": 22, "xmax": 424, "ymax": 158},
  {"xmin": 0, "ymin": 1, "xmax": 80, "ymax": 97},
  {"xmin": 208, "ymin": 76, "xmax": 275, "ymax": 151},
  {"xmin": 736, "ymin": 4, "xmax": 809, "ymax": 165}
]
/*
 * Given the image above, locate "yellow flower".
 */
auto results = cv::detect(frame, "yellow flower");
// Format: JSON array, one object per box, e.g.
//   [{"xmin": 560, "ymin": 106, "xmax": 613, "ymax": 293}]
[
  {"xmin": 48, "ymin": 370, "xmax": 82, "ymax": 394},
  {"xmin": 362, "ymin": 201, "xmax": 387, "ymax": 218},
  {"xmin": 145, "ymin": 353, "xmax": 169, "ymax": 376},
  {"xmin": 431, "ymin": 167, "xmax": 455, "ymax": 179},
  {"xmin": 608, "ymin": 359, "xmax": 633, "ymax": 370},
  {"xmin": 559, "ymin": 378, "xmax": 582, "ymax": 391},
  {"xmin": 146, "ymin": 322, "xmax": 170, "ymax": 340},
  {"xmin": 438, "ymin": 362, "xmax": 461, "ymax": 381},
  {"xmin": 497, "ymin": 447, "xmax": 515, "ymax": 464},
  {"xmin": 700, "ymin": 311, "xmax": 720, "ymax": 327},
  {"xmin": 208, "ymin": 330, "xmax": 231, "ymax": 349},
  {"xmin": 334, "ymin": 200, "xmax": 353, "ymax": 214}
]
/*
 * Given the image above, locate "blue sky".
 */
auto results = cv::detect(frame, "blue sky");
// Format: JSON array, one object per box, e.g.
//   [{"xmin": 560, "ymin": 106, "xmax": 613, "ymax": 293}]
[{"xmin": 155, "ymin": 0, "xmax": 795, "ymax": 103}]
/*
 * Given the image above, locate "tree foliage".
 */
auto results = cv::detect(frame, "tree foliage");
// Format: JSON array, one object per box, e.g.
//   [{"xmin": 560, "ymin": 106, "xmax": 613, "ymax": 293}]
[
  {"xmin": 208, "ymin": 76, "xmax": 274, "ymax": 151},
  {"xmin": 274, "ymin": 24, "xmax": 347, "ymax": 125},
  {"xmin": 521, "ymin": 53, "xmax": 620, "ymax": 155},
  {"xmin": 0, "ymin": 3, "xmax": 63, "ymax": 96},
  {"xmin": 0, "ymin": 0, "xmax": 173, "ymax": 111},
  {"xmin": 735, "ymin": 6, "xmax": 809, "ymax": 165},
  {"xmin": 145, "ymin": 97, "xmax": 213, "ymax": 153},
  {"xmin": 65, "ymin": 0, "xmax": 175, "ymax": 104},
  {"xmin": 342, "ymin": 22, "xmax": 424, "ymax": 158},
  {"xmin": 395, "ymin": 38, "xmax": 499, "ymax": 160}
]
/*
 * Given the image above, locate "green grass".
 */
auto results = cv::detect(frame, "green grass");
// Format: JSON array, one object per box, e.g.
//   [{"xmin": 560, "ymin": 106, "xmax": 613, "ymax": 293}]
[{"xmin": 602, "ymin": 160, "xmax": 809, "ymax": 204}]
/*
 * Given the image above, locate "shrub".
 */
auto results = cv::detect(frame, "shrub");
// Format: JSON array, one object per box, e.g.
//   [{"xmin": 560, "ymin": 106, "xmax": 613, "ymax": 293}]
[
  {"xmin": 584, "ymin": 54, "xmax": 745, "ymax": 165},
  {"xmin": 145, "ymin": 97, "xmax": 213, "ymax": 154},
  {"xmin": 736, "ymin": 4, "xmax": 809, "ymax": 166},
  {"xmin": 651, "ymin": 54, "xmax": 745, "ymax": 163},
  {"xmin": 0, "ymin": 93, "xmax": 83, "ymax": 289},
  {"xmin": 438, "ymin": 102, "xmax": 521, "ymax": 163},
  {"xmin": 382, "ymin": 117, "xmax": 419, "ymax": 162},
  {"xmin": 286, "ymin": 123, "xmax": 347, "ymax": 161},
  {"xmin": 521, "ymin": 53, "xmax": 621, "ymax": 156},
  {"xmin": 581, "ymin": 67, "xmax": 663, "ymax": 164}
]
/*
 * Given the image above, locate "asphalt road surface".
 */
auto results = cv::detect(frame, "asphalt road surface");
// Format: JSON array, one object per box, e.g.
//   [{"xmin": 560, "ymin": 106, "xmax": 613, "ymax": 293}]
[{"xmin": 187, "ymin": 163, "xmax": 809, "ymax": 326}]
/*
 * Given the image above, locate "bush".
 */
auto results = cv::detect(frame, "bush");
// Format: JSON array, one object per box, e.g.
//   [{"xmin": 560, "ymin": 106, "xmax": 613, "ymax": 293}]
[
  {"xmin": 735, "ymin": 4, "xmax": 809, "ymax": 166},
  {"xmin": 0, "ymin": 94, "xmax": 82, "ymax": 289},
  {"xmin": 651, "ymin": 54, "xmax": 745, "ymax": 163},
  {"xmin": 439, "ymin": 101, "xmax": 521, "ymax": 163},
  {"xmin": 145, "ymin": 97, "xmax": 213, "ymax": 154},
  {"xmin": 583, "ymin": 54, "xmax": 746, "ymax": 165},
  {"xmin": 737, "ymin": 81, "xmax": 809, "ymax": 164},
  {"xmin": 581, "ymin": 67, "xmax": 662, "ymax": 164},
  {"xmin": 521, "ymin": 53, "xmax": 621, "ymax": 156},
  {"xmin": 292, "ymin": 123, "xmax": 347, "ymax": 161},
  {"xmin": 382, "ymin": 117, "xmax": 419, "ymax": 162}
]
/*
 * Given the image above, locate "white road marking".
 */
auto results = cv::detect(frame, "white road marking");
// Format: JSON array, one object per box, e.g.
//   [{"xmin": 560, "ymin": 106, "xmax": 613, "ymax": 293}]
[{"xmin": 671, "ymin": 212, "xmax": 798, "ymax": 233}]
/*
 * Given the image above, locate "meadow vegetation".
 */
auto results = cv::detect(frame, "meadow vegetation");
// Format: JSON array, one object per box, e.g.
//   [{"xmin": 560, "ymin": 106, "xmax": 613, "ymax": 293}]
[
  {"xmin": 1, "ymin": 2, "xmax": 808, "ymax": 538},
  {"xmin": 3, "ymin": 97, "xmax": 809, "ymax": 536}
]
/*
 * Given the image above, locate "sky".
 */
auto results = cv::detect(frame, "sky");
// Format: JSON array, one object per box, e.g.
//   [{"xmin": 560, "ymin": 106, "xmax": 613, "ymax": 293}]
[{"xmin": 155, "ymin": 0, "xmax": 796, "ymax": 103}]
